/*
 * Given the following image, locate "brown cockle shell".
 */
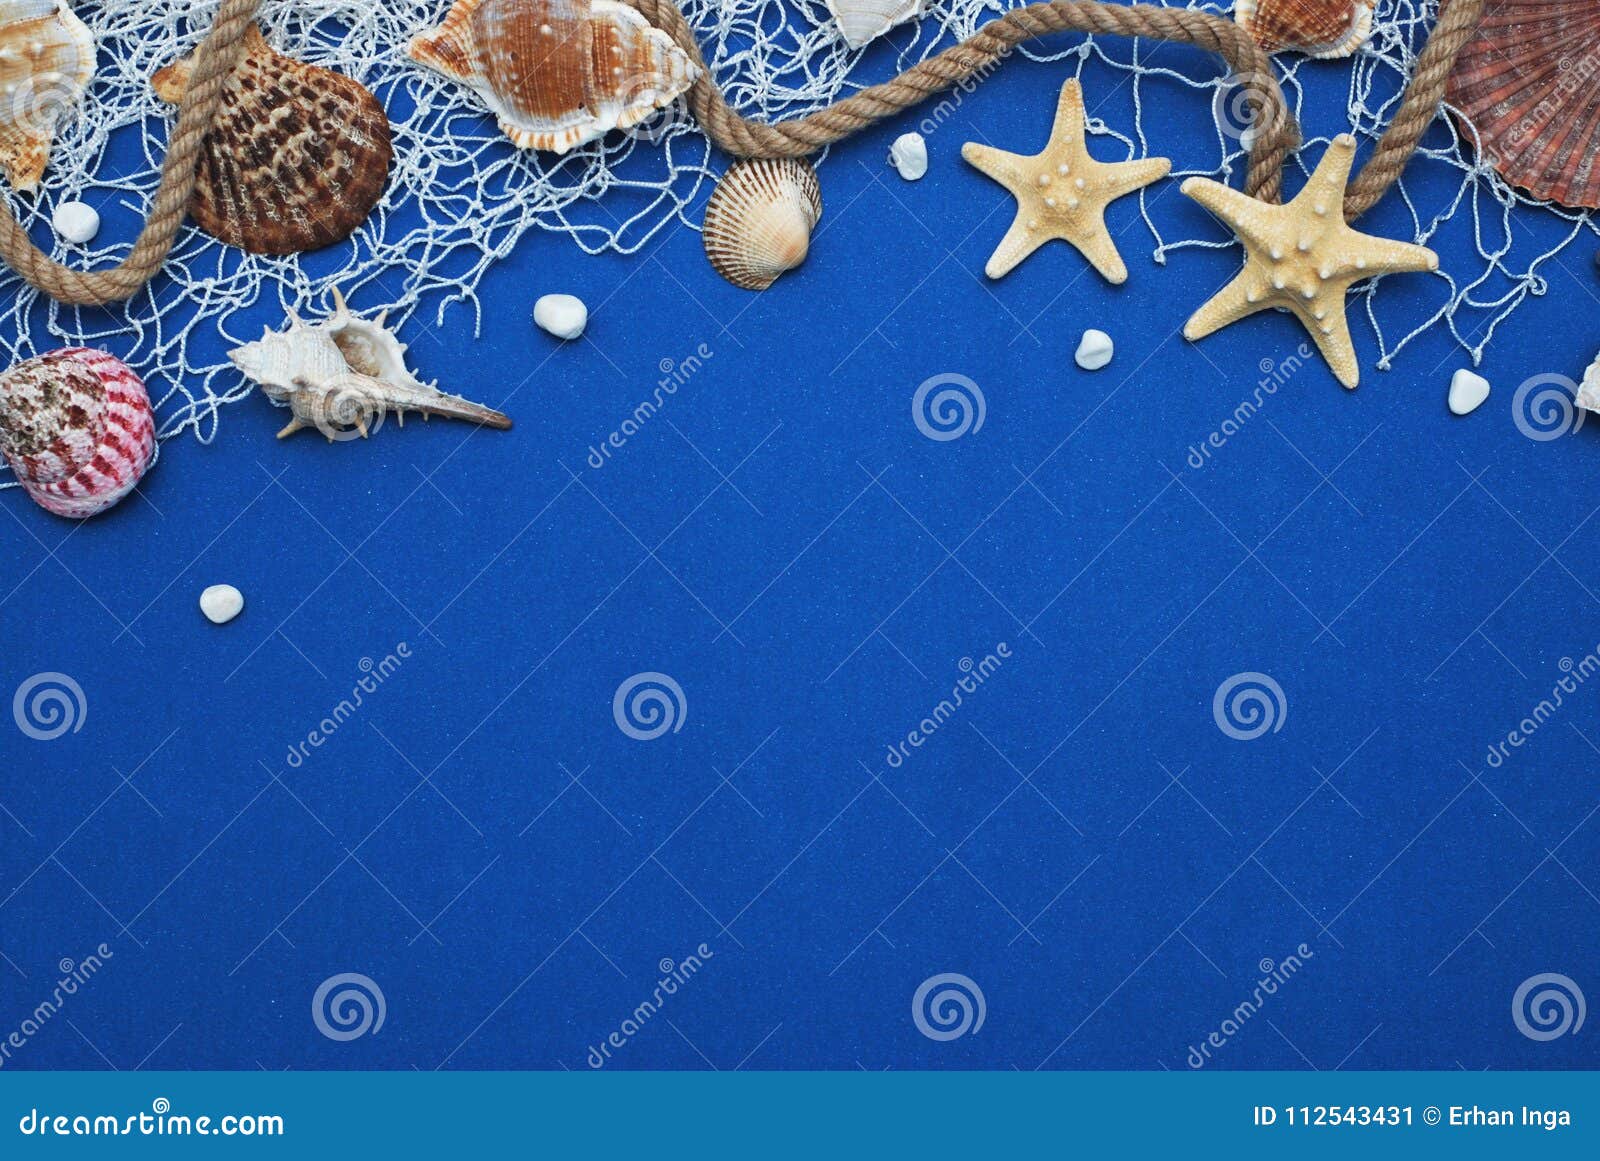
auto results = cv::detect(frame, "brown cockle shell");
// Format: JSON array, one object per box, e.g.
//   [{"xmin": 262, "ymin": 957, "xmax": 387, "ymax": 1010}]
[
  {"xmin": 1233, "ymin": 0, "xmax": 1373, "ymax": 57},
  {"xmin": 151, "ymin": 24, "xmax": 392, "ymax": 255},
  {"xmin": 0, "ymin": 0, "xmax": 96, "ymax": 191},
  {"xmin": 702, "ymin": 158, "xmax": 822, "ymax": 291},
  {"xmin": 407, "ymin": 0, "xmax": 701, "ymax": 154},
  {"xmin": 1447, "ymin": 0, "xmax": 1600, "ymax": 209}
]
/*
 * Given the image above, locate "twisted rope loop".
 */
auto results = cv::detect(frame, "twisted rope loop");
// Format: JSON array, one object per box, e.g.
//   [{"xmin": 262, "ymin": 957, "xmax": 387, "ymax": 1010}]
[{"xmin": 0, "ymin": 0, "xmax": 1484, "ymax": 307}]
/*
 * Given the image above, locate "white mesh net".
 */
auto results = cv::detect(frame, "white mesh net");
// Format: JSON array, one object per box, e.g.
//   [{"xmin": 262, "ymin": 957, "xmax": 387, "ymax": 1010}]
[{"xmin": 0, "ymin": 0, "xmax": 1591, "ymax": 488}]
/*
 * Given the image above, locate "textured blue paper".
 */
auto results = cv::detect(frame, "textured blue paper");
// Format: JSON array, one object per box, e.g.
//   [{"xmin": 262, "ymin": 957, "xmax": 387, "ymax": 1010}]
[{"xmin": 1, "ymin": 33, "xmax": 1598, "ymax": 1072}]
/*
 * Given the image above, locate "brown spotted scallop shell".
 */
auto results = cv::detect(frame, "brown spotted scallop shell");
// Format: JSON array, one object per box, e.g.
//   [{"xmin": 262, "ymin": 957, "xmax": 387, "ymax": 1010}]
[
  {"xmin": 1447, "ymin": 0, "xmax": 1600, "ymax": 209},
  {"xmin": 1233, "ymin": 0, "xmax": 1373, "ymax": 58},
  {"xmin": 151, "ymin": 25, "xmax": 392, "ymax": 255}
]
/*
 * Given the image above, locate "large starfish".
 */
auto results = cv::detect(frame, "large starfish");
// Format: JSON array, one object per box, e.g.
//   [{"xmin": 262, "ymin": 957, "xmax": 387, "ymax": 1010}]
[
  {"xmin": 962, "ymin": 79, "xmax": 1170, "ymax": 283},
  {"xmin": 1181, "ymin": 134, "xmax": 1438, "ymax": 389}
]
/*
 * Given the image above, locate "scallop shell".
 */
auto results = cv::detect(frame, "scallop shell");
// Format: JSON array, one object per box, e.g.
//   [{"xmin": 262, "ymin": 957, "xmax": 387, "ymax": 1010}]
[
  {"xmin": 151, "ymin": 25, "xmax": 392, "ymax": 255},
  {"xmin": 0, "ymin": 0, "xmax": 95, "ymax": 191},
  {"xmin": 228, "ymin": 290, "xmax": 512, "ymax": 441},
  {"xmin": 409, "ymin": 0, "xmax": 700, "ymax": 154},
  {"xmin": 1447, "ymin": 0, "xmax": 1600, "ymax": 209},
  {"xmin": 1233, "ymin": 0, "xmax": 1372, "ymax": 57},
  {"xmin": 0, "ymin": 348, "xmax": 154, "ymax": 519},
  {"xmin": 825, "ymin": 0, "xmax": 927, "ymax": 49},
  {"xmin": 703, "ymin": 159, "xmax": 822, "ymax": 291}
]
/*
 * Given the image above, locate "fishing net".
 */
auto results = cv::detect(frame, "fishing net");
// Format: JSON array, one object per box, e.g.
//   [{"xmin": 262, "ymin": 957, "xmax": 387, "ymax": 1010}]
[{"xmin": 0, "ymin": 0, "xmax": 1591, "ymax": 488}]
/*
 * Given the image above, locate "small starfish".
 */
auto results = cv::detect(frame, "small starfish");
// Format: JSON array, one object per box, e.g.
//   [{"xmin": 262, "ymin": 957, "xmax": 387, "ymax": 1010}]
[
  {"xmin": 962, "ymin": 79, "xmax": 1170, "ymax": 283},
  {"xmin": 1181, "ymin": 134, "xmax": 1438, "ymax": 389}
]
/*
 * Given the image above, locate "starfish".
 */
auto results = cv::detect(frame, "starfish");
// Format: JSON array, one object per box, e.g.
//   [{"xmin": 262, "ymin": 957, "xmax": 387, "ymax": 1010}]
[
  {"xmin": 962, "ymin": 79, "xmax": 1170, "ymax": 283},
  {"xmin": 1180, "ymin": 134, "xmax": 1438, "ymax": 389}
]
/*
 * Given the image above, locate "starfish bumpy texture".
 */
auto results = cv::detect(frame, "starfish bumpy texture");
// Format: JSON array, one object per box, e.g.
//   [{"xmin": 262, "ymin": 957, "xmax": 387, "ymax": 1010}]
[
  {"xmin": 1180, "ymin": 134, "xmax": 1438, "ymax": 389},
  {"xmin": 962, "ymin": 79, "xmax": 1170, "ymax": 284}
]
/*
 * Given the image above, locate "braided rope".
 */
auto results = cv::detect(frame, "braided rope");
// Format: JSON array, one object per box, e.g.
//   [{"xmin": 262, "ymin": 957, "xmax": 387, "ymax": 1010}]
[{"xmin": 0, "ymin": 0, "xmax": 1483, "ymax": 307}]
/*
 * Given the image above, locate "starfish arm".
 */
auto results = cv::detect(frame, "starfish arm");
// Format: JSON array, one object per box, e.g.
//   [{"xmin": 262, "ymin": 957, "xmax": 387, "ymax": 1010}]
[
  {"xmin": 1293, "ymin": 134, "xmax": 1358, "ymax": 215},
  {"xmin": 1052, "ymin": 78, "xmax": 1086, "ymax": 148},
  {"xmin": 1183, "ymin": 266, "xmax": 1271, "ymax": 341},
  {"xmin": 1340, "ymin": 229, "xmax": 1439, "ymax": 278},
  {"xmin": 1070, "ymin": 214, "xmax": 1129, "ymax": 284},
  {"xmin": 962, "ymin": 142, "xmax": 1029, "ymax": 188},
  {"xmin": 1101, "ymin": 155, "xmax": 1171, "ymax": 198},
  {"xmin": 983, "ymin": 213, "xmax": 1046, "ymax": 279},
  {"xmin": 1180, "ymin": 176, "xmax": 1283, "ymax": 252},
  {"xmin": 1292, "ymin": 297, "xmax": 1360, "ymax": 389}
]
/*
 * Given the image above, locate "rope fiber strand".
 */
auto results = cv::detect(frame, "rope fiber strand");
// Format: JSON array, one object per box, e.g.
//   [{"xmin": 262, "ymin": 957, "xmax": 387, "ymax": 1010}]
[{"xmin": 0, "ymin": 0, "xmax": 1483, "ymax": 307}]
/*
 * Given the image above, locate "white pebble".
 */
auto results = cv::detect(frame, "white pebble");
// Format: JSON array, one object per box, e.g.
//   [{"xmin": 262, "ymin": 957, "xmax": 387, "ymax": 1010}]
[
  {"xmin": 51, "ymin": 200, "xmax": 99, "ymax": 245},
  {"xmin": 889, "ymin": 132, "xmax": 928, "ymax": 181},
  {"xmin": 533, "ymin": 293, "xmax": 588, "ymax": 340},
  {"xmin": 199, "ymin": 584, "xmax": 244, "ymax": 625},
  {"xmin": 1448, "ymin": 368, "xmax": 1490, "ymax": 416},
  {"xmin": 1075, "ymin": 329, "xmax": 1114, "ymax": 371}
]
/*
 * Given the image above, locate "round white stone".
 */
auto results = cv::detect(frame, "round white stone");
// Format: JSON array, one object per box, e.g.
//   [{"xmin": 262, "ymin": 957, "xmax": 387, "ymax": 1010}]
[
  {"xmin": 1448, "ymin": 368, "xmax": 1490, "ymax": 416},
  {"xmin": 52, "ymin": 200, "xmax": 100, "ymax": 245},
  {"xmin": 1075, "ymin": 329, "xmax": 1114, "ymax": 371},
  {"xmin": 533, "ymin": 293, "xmax": 588, "ymax": 340},
  {"xmin": 199, "ymin": 584, "xmax": 244, "ymax": 625},
  {"xmin": 888, "ymin": 132, "xmax": 928, "ymax": 181}
]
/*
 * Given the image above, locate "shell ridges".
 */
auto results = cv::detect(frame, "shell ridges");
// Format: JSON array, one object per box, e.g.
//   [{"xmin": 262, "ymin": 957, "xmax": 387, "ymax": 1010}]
[
  {"xmin": 0, "ymin": 0, "xmax": 95, "ymax": 191},
  {"xmin": 702, "ymin": 158, "xmax": 822, "ymax": 291}
]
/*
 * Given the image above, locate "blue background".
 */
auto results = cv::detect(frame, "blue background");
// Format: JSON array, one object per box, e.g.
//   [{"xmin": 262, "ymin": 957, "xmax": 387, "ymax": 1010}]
[{"xmin": 2, "ymin": 23, "xmax": 1599, "ymax": 1071}]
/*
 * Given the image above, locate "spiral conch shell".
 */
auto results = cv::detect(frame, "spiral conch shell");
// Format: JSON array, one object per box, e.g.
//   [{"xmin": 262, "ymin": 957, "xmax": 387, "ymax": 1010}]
[
  {"xmin": 152, "ymin": 25, "xmax": 392, "ymax": 254},
  {"xmin": 702, "ymin": 158, "xmax": 822, "ymax": 290},
  {"xmin": 407, "ymin": 0, "xmax": 701, "ymax": 154},
  {"xmin": 0, "ymin": 348, "xmax": 155, "ymax": 519},
  {"xmin": 228, "ymin": 290, "xmax": 512, "ymax": 441},
  {"xmin": 1233, "ymin": 0, "xmax": 1372, "ymax": 58},
  {"xmin": 0, "ymin": 1, "xmax": 95, "ymax": 192}
]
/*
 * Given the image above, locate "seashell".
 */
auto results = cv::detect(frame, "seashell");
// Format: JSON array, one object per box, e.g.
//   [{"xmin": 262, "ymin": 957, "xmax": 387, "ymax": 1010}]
[
  {"xmin": 889, "ymin": 131, "xmax": 927, "ymax": 180},
  {"xmin": 702, "ymin": 158, "xmax": 822, "ymax": 291},
  {"xmin": 228, "ymin": 289, "xmax": 512, "ymax": 441},
  {"xmin": 0, "ymin": 0, "xmax": 95, "ymax": 191},
  {"xmin": 1233, "ymin": 0, "xmax": 1372, "ymax": 58},
  {"xmin": 50, "ymin": 197, "xmax": 96, "ymax": 243},
  {"xmin": 1447, "ymin": 0, "xmax": 1600, "ymax": 209},
  {"xmin": 0, "ymin": 348, "xmax": 154, "ymax": 519},
  {"xmin": 151, "ymin": 25, "xmax": 391, "ymax": 255},
  {"xmin": 1578, "ymin": 349, "xmax": 1600, "ymax": 416},
  {"xmin": 825, "ymin": 0, "xmax": 927, "ymax": 49},
  {"xmin": 408, "ymin": 0, "xmax": 701, "ymax": 154}
]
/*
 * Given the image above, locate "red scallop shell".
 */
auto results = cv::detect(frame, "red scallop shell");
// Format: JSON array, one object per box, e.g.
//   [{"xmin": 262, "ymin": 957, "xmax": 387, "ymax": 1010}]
[
  {"xmin": 0, "ymin": 348, "xmax": 155, "ymax": 519},
  {"xmin": 1447, "ymin": 0, "xmax": 1600, "ymax": 209}
]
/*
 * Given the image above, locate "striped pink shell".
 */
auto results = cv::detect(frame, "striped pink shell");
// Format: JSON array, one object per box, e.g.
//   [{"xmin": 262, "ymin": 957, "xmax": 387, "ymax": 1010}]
[{"xmin": 0, "ymin": 348, "xmax": 155, "ymax": 518}]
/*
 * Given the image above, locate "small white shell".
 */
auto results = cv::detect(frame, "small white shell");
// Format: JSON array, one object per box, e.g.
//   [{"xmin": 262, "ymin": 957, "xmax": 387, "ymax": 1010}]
[
  {"xmin": 703, "ymin": 158, "xmax": 822, "ymax": 291},
  {"xmin": 889, "ymin": 132, "xmax": 928, "ymax": 181},
  {"xmin": 825, "ymin": 0, "xmax": 926, "ymax": 48},
  {"xmin": 533, "ymin": 293, "xmax": 588, "ymax": 340},
  {"xmin": 51, "ymin": 199, "xmax": 98, "ymax": 244},
  {"xmin": 200, "ymin": 584, "xmax": 244, "ymax": 624},
  {"xmin": 1075, "ymin": 329, "xmax": 1114, "ymax": 370},
  {"xmin": 1447, "ymin": 369, "xmax": 1489, "ymax": 416}
]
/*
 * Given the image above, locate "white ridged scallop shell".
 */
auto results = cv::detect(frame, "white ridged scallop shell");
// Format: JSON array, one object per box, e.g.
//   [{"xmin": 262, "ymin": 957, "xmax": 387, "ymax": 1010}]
[
  {"xmin": 702, "ymin": 158, "xmax": 822, "ymax": 291},
  {"xmin": 825, "ymin": 0, "xmax": 927, "ymax": 49},
  {"xmin": 0, "ymin": 0, "xmax": 95, "ymax": 191}
]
